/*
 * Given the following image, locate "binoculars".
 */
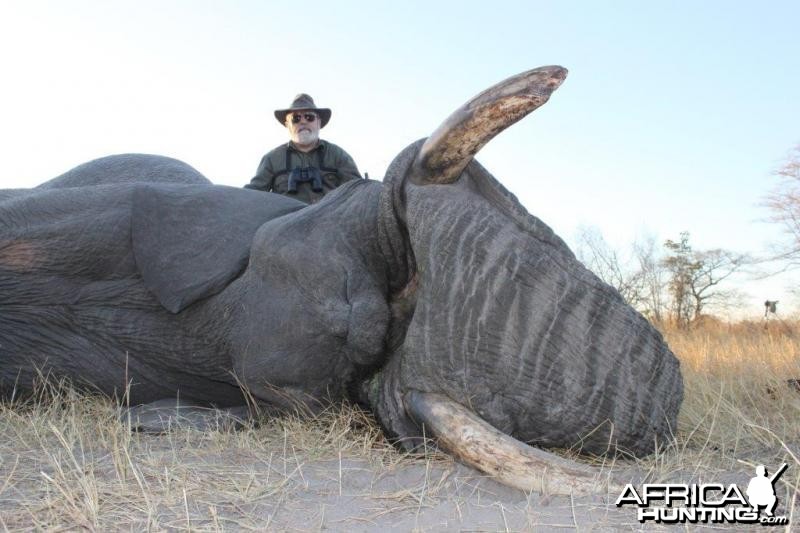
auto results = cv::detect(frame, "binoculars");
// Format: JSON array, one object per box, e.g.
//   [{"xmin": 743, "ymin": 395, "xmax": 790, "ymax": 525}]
[{"xmin": 287, "ymin": 166, "xmax": 323, "ymax": 193}]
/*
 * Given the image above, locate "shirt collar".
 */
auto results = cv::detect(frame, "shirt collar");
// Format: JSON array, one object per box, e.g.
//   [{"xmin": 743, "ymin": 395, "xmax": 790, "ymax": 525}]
[{"xmin": 287, "ymin": 139, "xmax": 327, "ymax": 154}]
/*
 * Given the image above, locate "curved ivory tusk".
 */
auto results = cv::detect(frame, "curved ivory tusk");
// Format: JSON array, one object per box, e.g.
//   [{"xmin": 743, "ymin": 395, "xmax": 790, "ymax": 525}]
[
  {"xmin": 404, "ymin": 390, "xmax": 619, "ymax": 496},
  {"xmin": 413, "ymin": 65, "xmax": 568, "ymax": 185}
]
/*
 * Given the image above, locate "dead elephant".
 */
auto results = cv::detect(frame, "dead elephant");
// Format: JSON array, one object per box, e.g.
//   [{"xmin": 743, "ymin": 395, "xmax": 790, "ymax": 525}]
[{"xmin": 0, "ymin": 66, "xmax": 682, "ymax": 494}]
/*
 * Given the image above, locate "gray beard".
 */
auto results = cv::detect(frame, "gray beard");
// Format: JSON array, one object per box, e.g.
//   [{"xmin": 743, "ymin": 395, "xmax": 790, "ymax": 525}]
[{"xmin": 293, "ymin": 130, "xmax": 319, "ymax": 146}]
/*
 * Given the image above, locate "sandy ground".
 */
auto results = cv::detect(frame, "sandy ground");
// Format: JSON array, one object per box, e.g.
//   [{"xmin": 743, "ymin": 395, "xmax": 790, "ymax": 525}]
[
  {"xmin": 2, "ymin": 422, "xmax": 796, "ymax": 532},
  {"xmin": 141, "ymin": 450, "xmax": 793, "ymax": 532}
]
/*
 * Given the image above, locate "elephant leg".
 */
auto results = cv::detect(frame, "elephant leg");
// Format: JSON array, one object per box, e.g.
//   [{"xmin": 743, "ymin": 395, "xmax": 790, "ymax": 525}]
[{"xmin": 122, "ymin": 399, "xmax": 252, "ymax": 433}]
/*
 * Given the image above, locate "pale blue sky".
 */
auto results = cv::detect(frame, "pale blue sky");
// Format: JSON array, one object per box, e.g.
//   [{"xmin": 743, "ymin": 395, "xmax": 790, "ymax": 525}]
[{"xmin": 1, "ymin": 1, "xmax": 798, "ymax": 316}]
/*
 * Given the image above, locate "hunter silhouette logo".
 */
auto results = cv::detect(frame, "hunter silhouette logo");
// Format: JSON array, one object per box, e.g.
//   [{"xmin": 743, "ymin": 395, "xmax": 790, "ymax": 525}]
[
  {"xmin": 615, "ymin": 463, "xmax": 790, "ymax": 525},
  {"xmin": 746, "ymin": 464, "xmax": 787, "ymax": 517}
]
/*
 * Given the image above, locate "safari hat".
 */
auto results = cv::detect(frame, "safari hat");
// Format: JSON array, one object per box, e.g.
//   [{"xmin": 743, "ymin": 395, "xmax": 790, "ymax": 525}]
[{"xmin": 274, "ymin": 94, "xmax": 331, "ymax": 128}]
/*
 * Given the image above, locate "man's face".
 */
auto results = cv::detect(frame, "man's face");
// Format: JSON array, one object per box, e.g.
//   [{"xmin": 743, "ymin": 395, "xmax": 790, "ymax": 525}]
[{"xmin": 286, "ymin": 111, "xmax": 320, "ymax": 148}]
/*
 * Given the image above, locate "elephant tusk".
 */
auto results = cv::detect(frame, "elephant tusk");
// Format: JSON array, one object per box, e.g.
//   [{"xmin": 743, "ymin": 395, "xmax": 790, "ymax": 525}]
[
  {"xmin": 412, "ymin": 65, "xmax": 568, "ymax": 185},
  {"xmin": 403, "ymin": 390, "xmax": 621, "ymax": 496}
]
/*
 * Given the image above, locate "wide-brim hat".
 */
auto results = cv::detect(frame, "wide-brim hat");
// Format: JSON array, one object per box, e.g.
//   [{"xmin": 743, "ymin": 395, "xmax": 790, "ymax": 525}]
[{"xmin": 274, "ymin": 93, "xmax": 331, "ymax": 128}]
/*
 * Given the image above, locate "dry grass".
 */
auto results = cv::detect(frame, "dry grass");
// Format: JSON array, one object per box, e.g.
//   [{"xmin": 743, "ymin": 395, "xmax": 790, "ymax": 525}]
[
  {"xmin": 650, "ymin": 320, "xmax": 800, "ymax": 481},
  {"xmin": 0, "ymin": 383, "xmax": 444, "ymax": 531},
  {"xmin": 1, "ymin": 320, "xmax": 799, "ymax": 530}
]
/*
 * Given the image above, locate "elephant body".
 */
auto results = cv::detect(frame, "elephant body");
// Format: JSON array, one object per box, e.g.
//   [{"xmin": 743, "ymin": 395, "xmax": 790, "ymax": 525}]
[{"xmin": 0, "ymin": 161, "xmax": 386, "ymax": 410}]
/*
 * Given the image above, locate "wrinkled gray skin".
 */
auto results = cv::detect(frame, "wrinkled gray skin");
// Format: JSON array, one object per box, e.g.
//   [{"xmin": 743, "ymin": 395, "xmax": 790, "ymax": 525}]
[{"xmin": 0, "ymin": 72, "xmax": 682, "ymax": 458}]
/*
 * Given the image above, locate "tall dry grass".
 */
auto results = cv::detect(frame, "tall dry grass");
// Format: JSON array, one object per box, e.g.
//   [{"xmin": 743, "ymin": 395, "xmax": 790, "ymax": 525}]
[
  {"xmin": 0, "ymin": 319, "xmax": 798, "ymax": 529},
  {"xmin": 640, "ymin": 319, "xmax": 800, "ymax": 500}
]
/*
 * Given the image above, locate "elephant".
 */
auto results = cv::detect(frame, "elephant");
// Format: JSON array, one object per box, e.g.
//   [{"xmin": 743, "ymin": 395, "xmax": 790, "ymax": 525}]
[{"xmin": 0, "ymin": 66, "xmax": 683, "ymax": 495}]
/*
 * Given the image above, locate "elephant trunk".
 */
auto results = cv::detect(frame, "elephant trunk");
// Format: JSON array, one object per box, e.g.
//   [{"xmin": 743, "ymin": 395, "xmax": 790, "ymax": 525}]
[{"xmin": 397, "ymin": 172, "xmax": 682, "ymax": 456}]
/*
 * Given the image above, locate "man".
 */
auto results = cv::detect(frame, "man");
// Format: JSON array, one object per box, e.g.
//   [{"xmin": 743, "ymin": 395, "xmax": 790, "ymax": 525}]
[{"xmin": 245, "ymin": 94, "xmax": 362, "ymax": 204}]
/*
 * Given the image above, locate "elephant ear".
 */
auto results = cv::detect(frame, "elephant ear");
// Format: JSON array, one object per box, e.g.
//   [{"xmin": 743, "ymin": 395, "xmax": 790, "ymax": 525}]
[{"xmin": 132, "ymin": 184, "xmax": 303, "ymax": 313}]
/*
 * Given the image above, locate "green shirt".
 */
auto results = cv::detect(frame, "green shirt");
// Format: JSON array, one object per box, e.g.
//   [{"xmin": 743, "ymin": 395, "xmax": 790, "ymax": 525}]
[{"xmin": 245, "ymin": 140, "xmax": 362, "ymax": 204}]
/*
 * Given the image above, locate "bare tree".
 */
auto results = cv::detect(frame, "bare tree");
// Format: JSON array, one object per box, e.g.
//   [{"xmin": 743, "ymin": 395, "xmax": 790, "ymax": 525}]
[
  {"xmin": 662, "ymin": 232, "xmax": 748, "ymax": 326},
  {"xmin": 575, "ymin": 226, "xmax": 646, "ymax": 308},
  {"xmin": 577, "ymin": 229, "xmax": 746, "ymax": 326},
  {"xmin": 663, "ymin": 232, "xmax": 696, "ymax": 327},
  {"xmin": 633, "ymin": 234, "xmax": 667, "ymax": 323},
  {"xmin": 764, "ymin": 144, "xmax": 800, "ymax": 268},
  {"xmin": 687, "ymin": 248, "xmax": 748, "ymax": 318},
  {"xmin": 575, "ymin": 227, "xmax": 667, "ymax": 320}
]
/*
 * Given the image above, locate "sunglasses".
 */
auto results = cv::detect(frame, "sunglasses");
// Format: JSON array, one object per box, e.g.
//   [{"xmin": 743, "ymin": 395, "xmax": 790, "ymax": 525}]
[{"xmin": 290, "ymin": 113, "xmax": 318, "ymax": 124}]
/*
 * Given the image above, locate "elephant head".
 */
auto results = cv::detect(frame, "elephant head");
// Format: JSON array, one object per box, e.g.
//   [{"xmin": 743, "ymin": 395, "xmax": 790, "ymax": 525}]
[{"xmin": 357, "ymin": 66, "xmax": 683, "ymax": 493}]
